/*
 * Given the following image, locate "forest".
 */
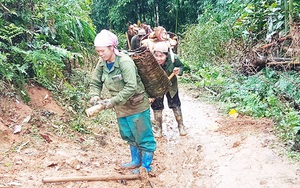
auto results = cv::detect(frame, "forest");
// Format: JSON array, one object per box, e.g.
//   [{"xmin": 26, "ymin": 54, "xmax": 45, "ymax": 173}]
[{"xmin": 1, "ymin": 0, "xmax": 300, "ymax": 158}]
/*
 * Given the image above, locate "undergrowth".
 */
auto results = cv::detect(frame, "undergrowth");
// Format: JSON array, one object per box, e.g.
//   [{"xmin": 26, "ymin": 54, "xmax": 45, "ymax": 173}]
[
  {"xmin": 50, "ymin": 68, "xmax": 117, "ymax": 138},
  {"xmin": 216, "ymin": 69, "xmax": 300, "ymax": 152},
  {"xmin": 179, "ymin": 13, "xmax": 300, "ymax": 158}
]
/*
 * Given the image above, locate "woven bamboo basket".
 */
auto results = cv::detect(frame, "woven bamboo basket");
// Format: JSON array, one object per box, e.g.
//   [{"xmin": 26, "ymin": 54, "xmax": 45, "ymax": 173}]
[{"xmin": 128, "ymin": 47, "xmax": 171, "ymax": 98}]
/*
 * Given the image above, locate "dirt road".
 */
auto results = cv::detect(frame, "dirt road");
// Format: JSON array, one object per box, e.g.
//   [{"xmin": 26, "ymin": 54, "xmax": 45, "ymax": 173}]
[
  {"xmin": 0, "ymin": 84, "xmax": 299, "ymax": 188},
  {"xmin": 151, "ymin": 86, "xmax": 300, "ymax": 188}
]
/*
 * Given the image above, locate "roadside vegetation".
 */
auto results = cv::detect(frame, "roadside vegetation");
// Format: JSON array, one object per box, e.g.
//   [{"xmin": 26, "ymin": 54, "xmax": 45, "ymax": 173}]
[
  {"xmin": 0, "ymin": 0, "xmax": 299, "ymax": 158},
  {"xmin": 179, "ymin": 1, "xmax": 300, "ymax": 158}
]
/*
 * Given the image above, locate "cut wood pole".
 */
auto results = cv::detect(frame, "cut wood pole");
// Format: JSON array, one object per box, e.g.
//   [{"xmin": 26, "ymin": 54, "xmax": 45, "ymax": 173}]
[
  {"xmin": 268, "ymin": 57, "xmax": 293, "ymax": 62},
  {"xmin": 42, "ymin": 167, "xmax": 149, "ymax": 184},
  {"xmin": 42, "ymin": 174, "xmax": 139, "ymax": 183},
  {"xmin": 267, "ymin": 61, "xmax": 300, "ymax": 65},
  {"xmin": 168, "ymin": 72, "xmax": 175, "ymax": 80},
  {"xmin": 85, "ymin": 103, "xmax": 105, "ymax": 117},
  {"xmin": 126, "ymin": 32, "xmax": 131, "ymax": 49},
  {"xmin": 259, "ymin": 35, "xmax": 292, "ymax": 49}
]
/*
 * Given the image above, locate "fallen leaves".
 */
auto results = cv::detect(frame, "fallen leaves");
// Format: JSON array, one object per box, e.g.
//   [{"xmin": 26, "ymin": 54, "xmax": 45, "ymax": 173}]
[
  {"xmin": 40, "ymin": 133, "xmax": 53, "ymax": 143},
  {"xmin": 13, "ymin": 115, "xmax": 31, "ymax": 134}
]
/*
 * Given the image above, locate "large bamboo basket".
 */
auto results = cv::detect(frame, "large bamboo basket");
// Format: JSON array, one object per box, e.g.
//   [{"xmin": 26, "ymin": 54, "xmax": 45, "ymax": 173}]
[{"xmin": 128, "ymin": 47, "xmax": 171, "ymax": 98}]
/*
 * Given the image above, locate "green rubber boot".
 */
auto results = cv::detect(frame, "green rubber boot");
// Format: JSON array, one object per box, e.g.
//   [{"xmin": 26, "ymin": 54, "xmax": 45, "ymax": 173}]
[
  {"xmin": 172, "ymin": 107, "xmax": 187, "ymax": 136},
  {"xmin": 153, "ymin": 110, "xmax": 163, "ymax": 137}
]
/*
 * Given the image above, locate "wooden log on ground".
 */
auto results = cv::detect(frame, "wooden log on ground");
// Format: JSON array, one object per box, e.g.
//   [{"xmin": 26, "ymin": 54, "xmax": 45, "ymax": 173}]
[
  {"xmin": 42, "ymin": 167, "xmax": 149, "ymax": 184},
  {"xmin": 42, "ymin": 174, "xmax": 140, "ymax": 183},
  {"xmin": 266, "ymin": 61, "xmax": 300, "ymax": 65}
]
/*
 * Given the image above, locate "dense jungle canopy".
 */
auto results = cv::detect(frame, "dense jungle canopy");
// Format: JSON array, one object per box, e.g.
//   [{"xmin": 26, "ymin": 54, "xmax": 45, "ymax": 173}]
[{"xmin": 1, "ymin": 0, "xmax": 300, "ymax": 154}]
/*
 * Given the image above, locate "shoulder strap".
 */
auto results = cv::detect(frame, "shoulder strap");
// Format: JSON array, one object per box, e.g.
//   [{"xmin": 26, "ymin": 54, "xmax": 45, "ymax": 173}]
[{"xmin": 169, "ymin": 47, "xmax": 175, "ymax": 63}]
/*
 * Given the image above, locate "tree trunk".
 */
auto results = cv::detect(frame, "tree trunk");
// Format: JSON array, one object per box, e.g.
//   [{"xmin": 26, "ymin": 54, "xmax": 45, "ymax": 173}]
[
  {"xmin": 284, "ymin": 0, "xmax": 288, "ymax": 32},
  {"xmin": 154, "ymin": 0, "xmax": 159, "ymax": 26},
  {"xmin": 289, "ymin": 0, "xmax": 293, "ymax": 26},
  {"xmin": 175, "ymin": 0, "xmax": 179, "ymax": 33}
]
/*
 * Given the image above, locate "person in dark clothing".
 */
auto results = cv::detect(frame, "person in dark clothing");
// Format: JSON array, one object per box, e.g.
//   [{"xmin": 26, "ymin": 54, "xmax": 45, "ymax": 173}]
[
  {"xmin": 130, "ymin": 29, "xmax": 146, "ymax": 50},
  {"xmin": 141, "ymin": 22, "xmax": 153, "ymax": 34},
  {"xmin": 126, "ymin": 25, "xmax": 136, "ymax": 49}
]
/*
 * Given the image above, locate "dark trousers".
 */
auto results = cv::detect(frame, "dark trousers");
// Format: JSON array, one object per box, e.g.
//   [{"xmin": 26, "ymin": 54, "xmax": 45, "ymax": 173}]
[{"xmin": 151, "ymin": 91, "xmax": 181, "ymax": 110}]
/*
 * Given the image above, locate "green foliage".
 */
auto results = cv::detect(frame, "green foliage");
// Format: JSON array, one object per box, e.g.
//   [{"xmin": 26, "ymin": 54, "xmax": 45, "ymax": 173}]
[
  {"xmin": 233, "ymin": 0, "xmax": 300, "ymax": 42},
  {"xmin": 25, "ymin": 42, "xmax": 83, "ymax": 90},
  {"xmin": 40, "ymin": 0, "xmax": 96, "ymax": 49},
  {"xmin": 70, "ymin": 116, "xmax": 91, "ymax": 134},
  {"xmin": 0, "ymin": 48, "xmax": 30, "ymax": 102},
  {"xmin": 0, "ymin": 0, "xmax": 96, "ymax": 93},
  {"xmin": 235, "ymin": 2, "xmax": 270, "ymax": 40},
  {"xmin": 178, "ymin": 0, "xmax": 300, "ymax": 154},
  {"xmin": 180, "ymin": 21, "xmax": 233, "ymax": 67},
  {"xmin": 91, "ymin": 0, "xmax": 205, "ymax": 33},
  {"xmin": 179, "ymin": 13, "xmax": 234, "ymax": 91},
  {"xmin": 0, "ymin": 23, "xmax": 29, "ymax": 91},
  {"xmin": 193, "ymin": 66, "xmax": 229, "ymax": 89},
  {"xmin": 58, "ymin": 69, "xmax": 90, "ymax": 114},
  {"xmin": 0, "ymin": 23, "xmax": 26, "ymax": 45},
  {"xmin": 218, "ymin": 70, "xmax": 281, "ymax": 118},
  {"xmin": 116, "ymin": 31, "xmax": 127, "ymax": 50},
  {"xmin": 215, "ymin": 68, "xmax": 300, "ymax": 151},
  {"xmin": 0, "ymin": 53, "xmax": 16, "ymax": 81}
]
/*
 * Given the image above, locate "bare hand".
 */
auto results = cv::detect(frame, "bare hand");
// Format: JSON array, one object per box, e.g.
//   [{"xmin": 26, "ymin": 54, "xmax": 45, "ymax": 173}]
[{"xmin": 173, "ymin": 67, "xmax": 180, "ymax": 75}]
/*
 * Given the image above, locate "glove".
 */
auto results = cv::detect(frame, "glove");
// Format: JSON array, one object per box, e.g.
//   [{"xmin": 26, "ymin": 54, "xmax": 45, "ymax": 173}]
[
  {"xmin": 89, "ymin": 96, "xmax": 100, "ymax": 105},
  {"xmin": 101, "ymin": 99, "xmax": 113, "ymax": 109}
]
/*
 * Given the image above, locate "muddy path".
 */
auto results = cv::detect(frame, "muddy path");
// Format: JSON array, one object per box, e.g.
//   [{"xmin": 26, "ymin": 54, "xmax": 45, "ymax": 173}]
[
  {"xmin": 152, "ymin": 86, "xmax": 300, "ymax": 188},
  {"xmin": 0, "ymin": 84, "xmax": 300, "ymax": 188}
]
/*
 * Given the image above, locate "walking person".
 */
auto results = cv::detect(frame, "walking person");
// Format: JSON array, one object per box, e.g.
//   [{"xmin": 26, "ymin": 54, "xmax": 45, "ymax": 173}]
[
  {"xmin": 141, "ymin": 22, "xmax": 153, "ymax": 34},
  {"xmin": 125, "ymin": 24, "xmax": 136, "ymax": 49},
  {"xmin": 130, "ymin": 29, "xmax": 146, "ymax": 50},
  {"xmin": 89, "ymin": 29, "xmax": 156, "ymax": 172},
  {"xmin": 151, "ymin": 42, "xmax": 187, "ymax": 137}
]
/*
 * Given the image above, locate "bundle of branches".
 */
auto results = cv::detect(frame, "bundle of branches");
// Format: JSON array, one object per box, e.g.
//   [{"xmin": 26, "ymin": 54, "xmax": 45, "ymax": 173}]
[{"xmin": 240, "ymin": 23, "xmax": 300, "ymax": 75}]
